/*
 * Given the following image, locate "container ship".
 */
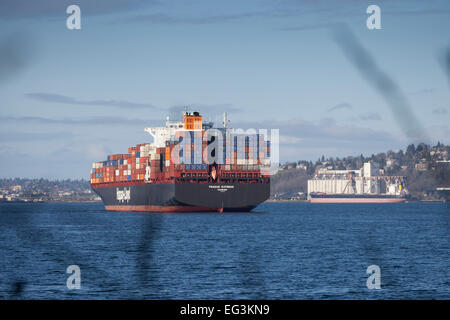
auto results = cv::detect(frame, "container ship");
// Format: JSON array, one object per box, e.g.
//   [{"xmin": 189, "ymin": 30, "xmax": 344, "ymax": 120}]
[
  {"xmin": 90, "ymin": 111, "xmax": 271, "ymax": 212},
  {"xmin": 307, "ymin": 162, "xmax": 408, "ymax": 203}
]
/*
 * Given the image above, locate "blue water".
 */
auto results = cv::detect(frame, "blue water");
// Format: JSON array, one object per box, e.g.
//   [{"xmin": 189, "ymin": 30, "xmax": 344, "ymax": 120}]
[{"xmin": 0, "ymin": 202, "xmax": 449, "ymax": 299}]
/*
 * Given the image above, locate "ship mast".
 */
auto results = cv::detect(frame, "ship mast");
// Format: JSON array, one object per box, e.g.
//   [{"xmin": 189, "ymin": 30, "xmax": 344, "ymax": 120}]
[
  {"xmin": 222, "ymin": 112, "xmax": 230, "ymax": 128},
  {"xmin": 223, "ymin": 112, "xmax": 227, "ymax": 128}
]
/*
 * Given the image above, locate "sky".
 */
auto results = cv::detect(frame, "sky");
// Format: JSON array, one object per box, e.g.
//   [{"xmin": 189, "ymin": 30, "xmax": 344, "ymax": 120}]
[{"xmin": 0, "ymin": 0, "xmax": 449, "ymax": 179}]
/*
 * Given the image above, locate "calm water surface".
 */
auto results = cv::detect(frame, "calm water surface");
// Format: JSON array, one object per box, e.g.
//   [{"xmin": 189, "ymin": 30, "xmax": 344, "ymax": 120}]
[{"xmin": 0, "ymin": 202, "xmax": 449, "ymax": 299}]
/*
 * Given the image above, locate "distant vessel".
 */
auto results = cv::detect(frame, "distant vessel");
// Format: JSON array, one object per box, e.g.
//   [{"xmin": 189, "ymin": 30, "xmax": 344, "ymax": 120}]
[
  {"xmin": 308, "ymin": 162, "xmax": 407, "ymax": 203},
  {"xmin": 90, "ymin": 111, "xmax": 270, "ymax": 212}
]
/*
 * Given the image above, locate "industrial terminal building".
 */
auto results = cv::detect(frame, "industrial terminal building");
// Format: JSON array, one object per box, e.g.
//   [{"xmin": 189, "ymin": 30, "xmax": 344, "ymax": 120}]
[{"xmin": 307, "ymin": 162, "xmax": 407, "ymax": 203}]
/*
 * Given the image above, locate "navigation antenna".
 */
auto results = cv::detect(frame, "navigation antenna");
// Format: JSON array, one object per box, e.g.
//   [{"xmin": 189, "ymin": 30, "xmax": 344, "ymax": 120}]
[{"xmin": 222, "ymin": 112, "xmax": 231, "ymax": 128}]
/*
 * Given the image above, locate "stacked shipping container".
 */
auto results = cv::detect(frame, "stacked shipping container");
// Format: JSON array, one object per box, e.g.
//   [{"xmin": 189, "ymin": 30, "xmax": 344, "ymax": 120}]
[
  {"xmin": 175, "ymin": 131, "xmax": 270, "ymax": 166},
  {"xmin": 91, "ymin": 144, "xmax": 150, "ymax": 184},
  {"xmin": 91, "ymin": 130, "xmax": 271, "ymax": 184}
]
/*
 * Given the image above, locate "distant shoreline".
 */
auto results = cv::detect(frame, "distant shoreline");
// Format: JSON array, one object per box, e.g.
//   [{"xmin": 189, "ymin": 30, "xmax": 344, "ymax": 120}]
[
  {"xmin": 266, "ymin": 199, "xmax": 308, "ymax": 203},
  {"xmin": 266, "ymin": 199, "xmax": 447, "ymax": 203},
  {"xmin": 0, "ymin": 199, "xmax": 446, "ymax": 204},
  {"xmin": 0, "ymin": 200, "xmax": 102, "ymax": 204}
]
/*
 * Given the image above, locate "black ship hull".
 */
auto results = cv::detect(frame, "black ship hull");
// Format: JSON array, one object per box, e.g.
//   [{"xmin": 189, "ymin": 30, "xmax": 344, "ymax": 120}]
[
  {"xmin": 309, "ymin": 193, "xmax": 407, "ymax": 203},
  {"xmin": 91, "ymin": 182, "xmax": 270, "ymax": 212}
]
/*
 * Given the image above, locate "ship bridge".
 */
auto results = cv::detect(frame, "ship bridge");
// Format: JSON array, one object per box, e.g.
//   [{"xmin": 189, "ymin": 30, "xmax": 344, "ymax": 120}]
[
  {"xmin": 145, "ymin": 111, "xmax": 214, "ymax": 147},
  {"xmin": 145, "ymin": 116, "xmax": 184, "ymax": 148}
]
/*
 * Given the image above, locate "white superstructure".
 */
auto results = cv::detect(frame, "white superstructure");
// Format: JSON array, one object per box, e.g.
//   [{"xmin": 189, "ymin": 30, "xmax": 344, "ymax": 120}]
[{"xmin": 145, "ymin": 117, "xmax": 184, "ymax": 148}]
